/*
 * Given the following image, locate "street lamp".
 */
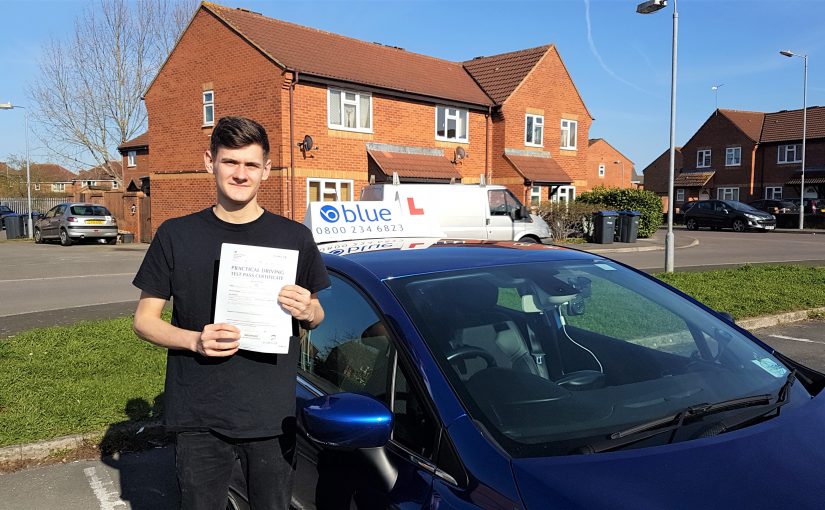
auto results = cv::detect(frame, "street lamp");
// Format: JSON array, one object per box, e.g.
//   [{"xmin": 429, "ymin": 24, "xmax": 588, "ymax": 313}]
[
  {"xmin": 637, "ymin": 0, "xmax": 677, "ymax": 273},
  {"xmin": 0, "ymin": 102, "xmax": 33, "ymax": 239},
  {"xmin": 779, "ymin": 50, "xmax": 808, "ymax": 230}
]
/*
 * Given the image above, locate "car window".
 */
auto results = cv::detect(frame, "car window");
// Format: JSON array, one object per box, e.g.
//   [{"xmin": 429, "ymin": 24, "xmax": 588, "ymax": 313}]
[
  {"xmin": 697, "ymin": 201, "xmax": 711, "ymax": 211},
  {"xmin": 55, "ymin": 205, "xmax": 67, "ymax": 217},
  {"xmin": 392, "ymin": 362, "xmax": 438, "ymax": 459},
  {"xmin": 488, "ymin": 189, "xmax": 521, "ymax": 216},
  {"xmin": 299, "ymin": 273, "xmax": 393, "ymax": 400},
  {"xmin": 70, "ymin": 205, "xmax": 110, "ymax": 216}
]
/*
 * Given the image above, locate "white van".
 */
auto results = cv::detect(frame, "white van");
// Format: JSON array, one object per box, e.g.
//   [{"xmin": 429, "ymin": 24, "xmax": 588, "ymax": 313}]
[{"xmin": 360, "ymin": 183, "xmax": 551, "ymax": 243}]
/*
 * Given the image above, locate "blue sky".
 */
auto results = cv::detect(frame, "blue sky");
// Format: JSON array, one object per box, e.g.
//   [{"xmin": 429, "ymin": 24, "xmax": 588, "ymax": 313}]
[{"xmin": 1, "ymin": 0, "xmax": 824, "ymax": 176}]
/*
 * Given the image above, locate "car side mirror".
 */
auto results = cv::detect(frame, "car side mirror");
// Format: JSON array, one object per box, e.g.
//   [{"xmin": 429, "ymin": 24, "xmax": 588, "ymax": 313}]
[
  {"xmin": 717, "ymin": 311, "xmax": 735, "ymax": 324},
  {"xmin": 302, "ymin": 392, "xmax": 392, "ymax": 451}
]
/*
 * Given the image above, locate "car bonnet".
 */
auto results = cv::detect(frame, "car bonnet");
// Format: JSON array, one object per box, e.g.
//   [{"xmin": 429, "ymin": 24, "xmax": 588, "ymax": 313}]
[{"xmin": 511, "ymin": 392, "xmax": 825, "ymax": 510}]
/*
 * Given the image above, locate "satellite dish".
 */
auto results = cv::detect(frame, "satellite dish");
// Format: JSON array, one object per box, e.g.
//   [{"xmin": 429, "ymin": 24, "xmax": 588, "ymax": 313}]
[
  {"xmin": 454, "ymin": 147, "xmax": 466, "ymax": 161},
  {"xmin": 300, "ymin": 134, "xmax": 314, "ymax": 151}
]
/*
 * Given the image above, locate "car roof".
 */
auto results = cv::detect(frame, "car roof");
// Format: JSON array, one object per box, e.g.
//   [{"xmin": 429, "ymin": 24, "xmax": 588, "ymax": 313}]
[{"xmin": 322, "ymin": 240, "xmax": 604, "ymax": 280}]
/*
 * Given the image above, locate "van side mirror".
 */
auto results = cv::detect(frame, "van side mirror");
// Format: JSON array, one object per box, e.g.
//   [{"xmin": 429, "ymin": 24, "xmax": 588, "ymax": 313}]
[{"xmin": 510, "ymin": 206, "xmax": 529, "ymax": 221}]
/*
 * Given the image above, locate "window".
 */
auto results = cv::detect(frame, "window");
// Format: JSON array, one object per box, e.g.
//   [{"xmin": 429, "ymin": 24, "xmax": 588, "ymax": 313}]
[
  {"xmin": 307, "ymin": 179, "xmax": 353, "ymax": 203},
  {"xmin": 328, "ymin": 88, "xmax": 372, "ymax": 132},
  {"xmin": 83, "ymin": 180, "xmax": 96, "ymax": 187},
  {"xmin": 34, "ymin": 183, "xmax": 40, "ymax": 191},
  {"xmin": 717, "ymin": 187, "xmax": 739, "ymax": 201},
  {"xmin": 300, "ymin": 274, "xmax": 392, "ymax": 396},
  {"xmin": 697, "ymin": 149, "xmax": 711, "ymax": 168},
  {"xmin": 525, "ymin": 114, "xmax": 544, "ymax": 147},
  {"xmin": 778, "ymin": 144, "xmax": 802, "ymax": 164},
  {"xmin": 552, "ymin": 185, "xmax": 576, "ymax": 203},
  {"xmin": 203, "ymin": 91, "xmax": 214, "ymax": 126},
  {"xmin": 488, "ymin": 189, "xmax": 522, "ymax": 216},
  {"xmin": 530, "ymin": 186, "xmax": 542, "ymax": 207},
  {"xmin": 127, "ymin": 151, "xmax": 137, "ymax": 167},
  {"xmin": 52, "ymin": 183, "xmax": 65, "ymax": 192},
  {"xmin": 765, "ymin": 186, "xmax": 783, "ymax": 199},
  {"xmin": 392, "ymin": 362, "xmax": 438, "ymax": 458},
  {"xmin": 112, "ymin": 181, "xmax": 119, "ymax": 190},
  {"xmin": 436, "ymin": 106, "xmax": 468, "ymax": 142},
  {"xmin": 725, "ymin": 147, "xmax": 741, "ymax": 166},
  {"xmin": 676, "ymin": 189, "xmax": 685, "ymax": 203},
  {"xmin": 560, "ymin": 119, "xmax": 577, "ymax": 150},
  {"xmin": 598, "ymin": 164, "xmax": 605, "ymax": 178}
]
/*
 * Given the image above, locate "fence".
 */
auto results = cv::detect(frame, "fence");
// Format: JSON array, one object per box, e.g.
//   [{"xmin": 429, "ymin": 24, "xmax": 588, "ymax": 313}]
[{"xmin": 0, "ymin": 197, "xmax": 65, "ymax": 214}]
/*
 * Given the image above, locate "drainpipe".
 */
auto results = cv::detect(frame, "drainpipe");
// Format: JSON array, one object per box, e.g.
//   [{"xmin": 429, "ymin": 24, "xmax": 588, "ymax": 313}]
[
  {"xmin": 289, "ymin": 70, "xmax": 299, "ymax": 219},
  {"xmin": 486, "ymin": 106, "xmax": 492, "ymax": 183}
]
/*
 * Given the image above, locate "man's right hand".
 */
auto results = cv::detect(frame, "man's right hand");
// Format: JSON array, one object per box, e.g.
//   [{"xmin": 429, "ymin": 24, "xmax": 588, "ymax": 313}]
[{"xmin": 196, "ymin": 323, "xmax": 241, "ymax": 357}]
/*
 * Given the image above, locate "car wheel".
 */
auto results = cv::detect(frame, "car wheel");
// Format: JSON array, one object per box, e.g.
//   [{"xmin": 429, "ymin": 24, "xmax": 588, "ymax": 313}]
[
  {"xmin": 59, "ymin": 229, "xmax": 73, "ymax": 246},
  {"xmin": 33, "ymin": 228, "xmax": 43, "ymax": 244},
  {"xmin": 106, "ymin": 237, "xmax": 117, "ymax": 245},
  {"xmin": 685, "ymin": 218, "xmax": 698, "ymax": 231},
  {"xmin": 732, "ymin": 219, "xmax": 746, "ymax": 232}
]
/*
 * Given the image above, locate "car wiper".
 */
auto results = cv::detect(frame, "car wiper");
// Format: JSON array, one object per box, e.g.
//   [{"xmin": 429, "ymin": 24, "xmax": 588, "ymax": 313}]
[{"xmin": 577, "ymin": 373, "xmax": 796, "ymax": 455}]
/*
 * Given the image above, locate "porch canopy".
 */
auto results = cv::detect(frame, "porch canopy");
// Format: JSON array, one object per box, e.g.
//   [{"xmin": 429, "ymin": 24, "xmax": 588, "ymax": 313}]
[
  {"xmin": 674, "ymin": 171, "xmax": 715, "ymax": 187},
  {"xmin": 504, "ymin": 153, "xmax": 573, "ymax": 185},
  {"xmin": 786, "ymin": 169, "xmax": 825, "ymax": 185},
  {"xmin": 368, "ymin": 150, "xmax": 461, "ymax": 183}
]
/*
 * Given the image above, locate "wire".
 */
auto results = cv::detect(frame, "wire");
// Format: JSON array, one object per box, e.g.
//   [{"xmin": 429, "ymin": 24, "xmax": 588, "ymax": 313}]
[{"xmin": 559, "ymin": 313, "xmax": 604, "ymax": 373}]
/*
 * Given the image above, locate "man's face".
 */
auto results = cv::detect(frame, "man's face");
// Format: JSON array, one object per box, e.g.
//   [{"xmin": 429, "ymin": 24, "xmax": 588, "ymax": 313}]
[{"xmin": 204, "ymin": 144, "xmax": 271, "ymax": 206}]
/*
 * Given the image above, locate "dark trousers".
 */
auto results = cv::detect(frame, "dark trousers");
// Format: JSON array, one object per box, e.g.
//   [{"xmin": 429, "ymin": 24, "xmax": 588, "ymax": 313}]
[{"xmin": 175, "ymin": 430, "xmax": 296, "ymax": 510}]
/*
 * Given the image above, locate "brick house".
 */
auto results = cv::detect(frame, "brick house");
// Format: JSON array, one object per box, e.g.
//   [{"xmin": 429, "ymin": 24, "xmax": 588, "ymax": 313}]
[
  {"xmin": 26, "ymin": 163, "xmax": 76, "ymax": 196},
  {"xmin": 142, "ymin": 2, "xmax": 627, "ymax": 233},
  {"xmin": 118, "ymin": 132, "xmax": 149, "ymax": 188},
  {"xmin": 586, "ymin": 138, "xmax": 634, "ymax": 191},
  {"xmin": 644, "ymin": 107, "xmax": 825, "ymax": 211},
  {"xmin": 75, "ymin": 162, "xmax": 123, "ymax": 192}
]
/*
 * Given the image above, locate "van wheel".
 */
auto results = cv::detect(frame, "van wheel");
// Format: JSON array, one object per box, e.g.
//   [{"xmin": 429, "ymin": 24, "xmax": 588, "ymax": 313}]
[
  {"xmin": 59, "ymin": 229, "xmax": 73, "ymax": 246},
  {"xmin": 518, "ymin": 236, "xmax": 538, "ymax": 244}
]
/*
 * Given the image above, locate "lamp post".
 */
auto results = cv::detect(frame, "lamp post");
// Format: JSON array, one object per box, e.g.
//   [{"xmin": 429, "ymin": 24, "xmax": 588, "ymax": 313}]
[
  {"xmin": 779, "ymin": 50, "xmax": 808, "ymax": 230},
  {"xmin": 0, "ymin": 102, "xmax": 33, "ymax": 239},
  {"xmin": 637, "ymin": 0, "xmax": 677, "ymax": 273}
]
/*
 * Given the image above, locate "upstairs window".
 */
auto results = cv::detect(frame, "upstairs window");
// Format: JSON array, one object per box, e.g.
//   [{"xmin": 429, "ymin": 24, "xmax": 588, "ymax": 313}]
[
  {"xmin": 203, "ymin": 90, "xmax": 214, "ymax": 126},
  {"xmin": 560, "ymin": 119, "xmax": 577, "ymax": 150},
  {"xmin": 436, "ymin": 106, "xmax": 468, "ymax": 142},
  {"xmin": 778, "ymin": 144, "xmax": 802, "ymax": 164},
  {"xmin": 328, "ymin": 88, "xmax": 372, "ymax": 132},
  {"xmin": 598, "ymin": 164, "xmax": 605, "ymax": 177},
  {"xmin": 34, "ymin": 183, "xmax": 40, "ymax": 191},
  {"xmin": 697, "ymin": 149, "xmax": 711, "ymax": 168},
  {"xmin": 725, "ymin": 147, "xmax": 741, "ymax": 167},
  {"xmin": 112, "ymin": 181, "xmax": 119, "ymax": 190},
  {"xmin": 127, "ymin": 151, "xmax": 137, "ymax": 167},
  {"xmin": 52, "ymin": 183, "xmax": 66, "ymax": 192},
  {"xmin": 525, "ymin": 114, "xmax": 544, "ymax": 147}
]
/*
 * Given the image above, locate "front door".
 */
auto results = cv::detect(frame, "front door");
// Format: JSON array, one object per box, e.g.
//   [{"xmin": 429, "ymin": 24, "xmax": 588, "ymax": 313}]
[{"xmin": 294, "ymin": 273, "xmax": 440, "ymax": 509}]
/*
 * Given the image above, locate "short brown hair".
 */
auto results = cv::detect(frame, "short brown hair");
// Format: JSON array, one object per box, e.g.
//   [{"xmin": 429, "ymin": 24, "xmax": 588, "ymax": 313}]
[{"xmin": 210, "ymin": 116, "xmax": 270, "ymax": 158}]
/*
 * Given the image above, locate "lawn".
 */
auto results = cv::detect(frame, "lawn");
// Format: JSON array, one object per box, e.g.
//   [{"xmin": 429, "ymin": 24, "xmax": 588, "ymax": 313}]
[{"xmin": 1, "ymin": 265, "xmax": 824, "ymax": 449}]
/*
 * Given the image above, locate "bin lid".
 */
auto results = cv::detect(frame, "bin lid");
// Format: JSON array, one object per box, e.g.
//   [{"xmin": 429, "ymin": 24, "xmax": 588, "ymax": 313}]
[{"xmin": 595, "ymin": 210, "xmax": 619, "ymax": 216}]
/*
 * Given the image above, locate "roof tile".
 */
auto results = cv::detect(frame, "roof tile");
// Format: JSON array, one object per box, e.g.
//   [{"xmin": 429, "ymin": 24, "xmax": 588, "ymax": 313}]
[
  {"xmin": 674, "ymin": 171, "xmax": 714, "ymax": 187},
  {"xmin": 462, "ymin": 46, "xmax": 550, "ymax": 104},
  {"xmin": 504, "ymin": 154, "xmax": 573, "ymax": 184},
  {"xmin": 761, "ymin": 106, "xmax": 825, "ymax": 143},
  {"xmin": 368, "ymin": 151, "xmax": 461, "ymax": 181},
  {"xmin": 718, "ymin": 109, "xmax": 765, "ymax": 141}
]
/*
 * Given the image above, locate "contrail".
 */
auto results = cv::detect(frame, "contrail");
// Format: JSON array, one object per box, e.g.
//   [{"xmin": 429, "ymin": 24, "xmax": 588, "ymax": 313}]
[{"xmin": 584, "ymin": 0, "xmax": 650, "ymax": 94}]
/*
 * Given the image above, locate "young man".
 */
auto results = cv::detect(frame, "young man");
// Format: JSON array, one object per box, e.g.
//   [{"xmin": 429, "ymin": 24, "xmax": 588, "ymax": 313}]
[{"xmin": 133, "ymin": 116, "xmax": 329, "ymax": 509}]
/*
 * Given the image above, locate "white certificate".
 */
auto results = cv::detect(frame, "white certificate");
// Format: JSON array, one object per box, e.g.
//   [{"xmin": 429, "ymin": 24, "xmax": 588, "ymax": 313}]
[{"xmin": 213, "ymin": 243, "xmax": 299, "ymax": 354}]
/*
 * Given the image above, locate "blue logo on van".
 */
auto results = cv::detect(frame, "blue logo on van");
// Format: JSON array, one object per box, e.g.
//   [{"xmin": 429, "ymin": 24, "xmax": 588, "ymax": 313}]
[{"xmin": 319, "ymin": 205, "xmax": 340, "ymax": 223}]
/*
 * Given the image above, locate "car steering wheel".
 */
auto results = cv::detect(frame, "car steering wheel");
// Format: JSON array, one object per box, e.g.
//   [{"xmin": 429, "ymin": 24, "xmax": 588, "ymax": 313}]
[{"xmin": 446, "ymin": 346, "xmax": 497, "ymax": 367}]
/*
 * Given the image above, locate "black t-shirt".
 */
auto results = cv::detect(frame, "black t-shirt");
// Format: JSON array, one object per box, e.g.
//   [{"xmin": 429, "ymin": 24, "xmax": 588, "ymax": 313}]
[{"xmin": 133, "ymin": 208, "xmax": 330, "ymax": 438}]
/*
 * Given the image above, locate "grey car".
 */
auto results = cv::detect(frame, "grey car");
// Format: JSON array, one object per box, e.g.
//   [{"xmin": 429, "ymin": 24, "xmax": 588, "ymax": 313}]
[{"xmin": 34, "ymin": 203, "xmax": 118, "ymax": 245}]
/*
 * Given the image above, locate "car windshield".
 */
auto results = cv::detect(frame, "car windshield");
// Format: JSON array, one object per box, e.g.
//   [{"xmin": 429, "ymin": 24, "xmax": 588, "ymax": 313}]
[
  {"xmin": 70, "ymin": 205, "xmax": 110, "ymax": 216},
  {"xmin": 387, "ymin": 260, "xmax": 797, "ymax": 457},
  {"xmin": 728, "ymin": 201, "xmax": 761, "ymax": 213}
]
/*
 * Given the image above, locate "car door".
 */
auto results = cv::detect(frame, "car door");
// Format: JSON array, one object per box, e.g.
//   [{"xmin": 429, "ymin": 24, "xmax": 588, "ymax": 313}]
[
  {"xmin": 486, "ymin": 189, "xmax": 520, "ymax": 240},
  {"xmin": 42, "ymin": 205, "xmax": 61, "ymax": 238},
  {"xmin": 294, "ymin": 273, "xmax": 441, "ymax": 509}
]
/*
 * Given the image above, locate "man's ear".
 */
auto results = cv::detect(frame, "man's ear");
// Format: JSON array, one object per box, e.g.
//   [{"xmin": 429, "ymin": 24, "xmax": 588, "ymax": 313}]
[
  {"xmin": 204, "ymin": 149, "xmax": 214, "ymax": 175},
  {"xmin": 262, "ymin": 159, "xmax": 272, "ymax": 181}
]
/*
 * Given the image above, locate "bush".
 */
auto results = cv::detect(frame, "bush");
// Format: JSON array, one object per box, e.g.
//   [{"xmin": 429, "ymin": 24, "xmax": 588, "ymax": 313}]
[
  {"xmin": 537, "ymin": 200, "xmax": 604, "ymax": 242},
  {"xmin": 576, "ymin": 186, "xmax": 662, "ymax": 238}
]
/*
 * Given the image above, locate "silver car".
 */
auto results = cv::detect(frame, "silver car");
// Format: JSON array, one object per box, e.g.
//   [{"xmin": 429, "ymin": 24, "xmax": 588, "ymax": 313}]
[{"xmin": 34, "ymin": 203, "xmax": 118, "ymax": 245}]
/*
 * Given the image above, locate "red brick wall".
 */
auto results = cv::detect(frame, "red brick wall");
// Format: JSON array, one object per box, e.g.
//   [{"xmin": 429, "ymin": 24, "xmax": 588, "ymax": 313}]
[
  {"xmin": 586, "ymin": 139, "xmax": 634, "ymax": 190},
  {"xmin": 492, "ymin": 46, "xmax": 592, "ymax": 204},
  {"xmin": 121, "ymin": 148, "xmax": 149, "ymax": 187},
  {"xmin": 758, "ymin": 140, "xmax": 825, "ymax": 199}
]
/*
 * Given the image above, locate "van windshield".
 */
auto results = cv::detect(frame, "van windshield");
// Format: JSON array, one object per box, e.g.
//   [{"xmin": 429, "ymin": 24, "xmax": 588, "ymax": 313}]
[{"xmin": 360, "ymin": 187, "xmax": 384, "ymax": 201}]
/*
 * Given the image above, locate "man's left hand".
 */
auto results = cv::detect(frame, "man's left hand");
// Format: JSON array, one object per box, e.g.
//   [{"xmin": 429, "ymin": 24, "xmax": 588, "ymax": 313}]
[{"xmin": 278, "ymin": 284, "xmax": 315, "ymax": 322}]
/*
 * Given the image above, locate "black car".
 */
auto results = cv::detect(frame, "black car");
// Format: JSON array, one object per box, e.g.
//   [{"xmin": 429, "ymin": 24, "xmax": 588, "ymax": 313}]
[
  {"xmin": 804, "ymin": 198, "xmax": 825, "ymax": 215},
  {"xmin": 684, "ymin": 199, "xmax": 776, "ymax": 232},
  {"xmin": 748, "ymin": 199, "xmax": 799, "ymax": 214}
]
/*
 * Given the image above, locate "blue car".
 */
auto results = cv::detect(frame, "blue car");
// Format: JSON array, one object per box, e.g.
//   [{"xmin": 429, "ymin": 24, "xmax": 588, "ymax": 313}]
[{"xmin": 229, "ymin": 240, "xmax": 825, "ymax": 510}]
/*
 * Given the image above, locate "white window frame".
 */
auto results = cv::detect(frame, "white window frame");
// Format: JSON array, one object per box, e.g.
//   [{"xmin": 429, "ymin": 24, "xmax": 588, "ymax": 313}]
[
  {"xmin": 530, "ymin": 185, "xmax": 542, "ymax": 207},
  {"xmin": 83, "ymin": 180, "xmax": 96, "ymax": 187},
  {"xmin": 435, "ymin": 106, "xmax": 469, "ymax": 143},
  {"xmin": 112, "ymin": 181, "xmax": 119, "ymax": 190},
  {"xmin": 598, "ymin": 164, "xmax": 605, "ymax": 178},
  {"xmin": 203, "ymin": 90, "xmax": 214, "ymax": 127},
  {"xmin": 127, "ymin": 150, "xmax": 137, "ymax": 167},
  {"xmin": 307, "ymin": 178, "xmax": 354, "ymax": 204},
  {"xmin": 725, "ymin": 147, "xmax": 741, "ymax": 167},
  {"xmin": 697, "ymin": 149, "xmax": 711, "ymax": 168},
  {"xmin": 777, "ymin": 144, "xmax": 802, "ymax": 164},
  {"xmin": 676, "ymin": 189, "xmax": 685, "ymax": 203},
  {"xmin": 327, "ymin": 88, "xmax": 372, "ymax": 133},
  {"xmin": 765, "ymin": 186, "xmax": 782, "ymax": 199},
  {"xmin": 560, "ymin": 119, "xmax": 577, "ymax": 150},
  {"xmin": 52, "ymin": 183, "xmax": 65, "ymax": 192},
  {"xmin": 525, "ymin": 114, "xmax": 544, "ymax": 147},
  {"xmin": 552, "ymin": 185, "xmax": 576, "ymax": 203},
  {"xmin": 34, "ymin": 183, "xmax": 40, "ymax": 191},
  {"xmin": 717, "ymin": 187, "xmax": 739, "ymax": 201}
]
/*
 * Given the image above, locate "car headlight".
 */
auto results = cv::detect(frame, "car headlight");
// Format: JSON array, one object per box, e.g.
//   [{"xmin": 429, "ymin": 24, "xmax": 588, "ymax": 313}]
[{"xmin": 744, "ymin": 213, "xmax": 760, "ymax": 220}]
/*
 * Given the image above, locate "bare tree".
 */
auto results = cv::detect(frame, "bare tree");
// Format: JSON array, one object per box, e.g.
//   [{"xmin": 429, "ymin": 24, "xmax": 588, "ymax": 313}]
[{"xmin": 29, "ymin": 0, "xmax": 195, "ymax": 184}]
